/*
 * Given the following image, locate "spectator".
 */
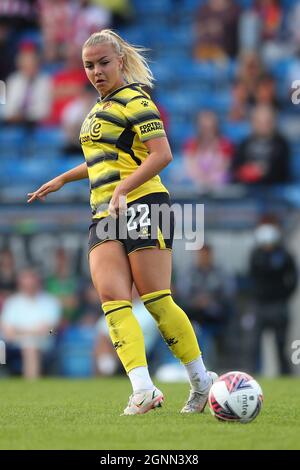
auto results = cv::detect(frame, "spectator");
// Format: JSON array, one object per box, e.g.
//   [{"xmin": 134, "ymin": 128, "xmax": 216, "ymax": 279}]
[
  {"xmin": 61, "ymin": 83, "xmax": 98, "ymax": 155},
  {"xmin": 38, "ymin": 0, "xmax": 75, "ymax": 63},
  {"xmin": 0, "ymin": 268, "xmax": 61, "ymax": 379},
  {"xmin": 45, "ymin": 248, "xmax": 80, "ymax": 324},
  {"xmin": 183, "ymin": 110, "xmax": 234, "ymax": 189},
  {"xmin": 228, "ymin": 71, "xmax": 279, "ymax": 124},
  {"xmin": 236, "ymin": 51, "xmax": 265, "ymax": 105},
  {"xmin": 194, "ymin": 0, "xmax": 240, "ymax": 61},
  {"xmin": 79, "ymin": 282, "xmax": 101, "ymax": 324},
  {"xmin": 239, "ymin": 1, "xmax": 286, "ymax": 61},
  {"xmin": 0, "ymin": 23, "xmax": 17, "ymax": 81},
  {"xmin": 0, "ymin": 249, "xmax": 17, "ymax": 309},
  {"xmin": 71, "ymin": 0, "xmax": 111, "ymax": 48},
  {"xmin": 96, "ymin": 0, "xmax": 134, "ymax": 28},
  {"xmin": 38, "ymin": 0, "xmax": 111, "ymax": 63},
  {"xmin": 254, "ymin": 0, "xmax": 283, "ymax": 41},
  {"xmin": 249, "ymin": 217, "xmax": 298, "ymax": 374},
  {"xmin": 181, "ymin": 245, "xmax": 236, "ymax": 370},
  {"xmin": 3, "ymin": 41, "xmax": 51, "ymax": 126},
  {"xmin": 227, "ymin": 79, "xmax": 250, "ymax": 122},
  {"xmin": 47, "ymin": 43, "xmax": 88, "ymax": 125},
  {"xmin": 0, "ymin": 0, "xmax": 38, "ymax": 31},
  {"xmin": 288, "ymin": 1, "xmax": 300, "ymax": 51},
  {"xmin": 255, "ymin": 73, "xmax": 280, "ymax": 110},
  {"xmin": 232, "ymin": 105, "xmax": 290, "ymax": 184}
]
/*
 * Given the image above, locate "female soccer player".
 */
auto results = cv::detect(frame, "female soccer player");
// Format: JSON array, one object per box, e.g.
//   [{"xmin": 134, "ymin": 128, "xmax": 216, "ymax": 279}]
[{"xmin": 28, "ymin": 29, "xmax": 217, "ymax": 415}]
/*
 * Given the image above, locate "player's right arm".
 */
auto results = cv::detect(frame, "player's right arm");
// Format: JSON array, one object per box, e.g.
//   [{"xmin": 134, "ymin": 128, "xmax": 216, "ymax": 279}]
[{"xmin": 27, "ymin": 162, "xmax": 88, "ymax": 203}]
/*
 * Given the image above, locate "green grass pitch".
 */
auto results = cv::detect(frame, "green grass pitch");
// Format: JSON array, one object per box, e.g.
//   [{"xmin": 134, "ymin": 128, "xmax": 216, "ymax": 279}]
[{"xmin": 0, "ymin": 377, "xmax": 299, "ymax": 450}]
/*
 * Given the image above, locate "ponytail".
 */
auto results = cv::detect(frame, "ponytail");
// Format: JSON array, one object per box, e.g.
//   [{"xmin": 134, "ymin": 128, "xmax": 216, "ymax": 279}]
[{"xmin": 83, "ymin": 29, "xmax": 154, "ymax": 88}]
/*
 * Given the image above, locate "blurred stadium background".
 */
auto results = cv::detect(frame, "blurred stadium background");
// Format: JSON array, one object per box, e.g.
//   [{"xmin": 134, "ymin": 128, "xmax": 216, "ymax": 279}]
[{"xmin": 1, "ymin": 0, "xmax": 300, "ymax": 383}]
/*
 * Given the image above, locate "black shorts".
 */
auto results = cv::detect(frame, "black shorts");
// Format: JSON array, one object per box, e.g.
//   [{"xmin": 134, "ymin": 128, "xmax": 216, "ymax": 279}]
[{"xmin": 88, "ymin": 192, "xmax": 175, "ymax": 256}]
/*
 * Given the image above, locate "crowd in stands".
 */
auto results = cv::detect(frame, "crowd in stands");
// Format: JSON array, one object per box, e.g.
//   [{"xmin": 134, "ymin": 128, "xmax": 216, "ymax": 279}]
[
  {"xmin": 0, "ymin": 0, "xmax": 299, "ymax": 192},
  {"xmin": 0, "ymin": 212, "xmax": 297, "ymax": 378},
  {"xmin": 0, "ymin": 1, "xmax": 299, "ymax": 378}
]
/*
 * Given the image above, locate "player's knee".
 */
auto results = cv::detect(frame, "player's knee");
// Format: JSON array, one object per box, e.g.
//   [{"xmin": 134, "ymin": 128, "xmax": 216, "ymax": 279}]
[{"xmin": 99, "ymin": 289, "xmax": 131, "ymax": 304}]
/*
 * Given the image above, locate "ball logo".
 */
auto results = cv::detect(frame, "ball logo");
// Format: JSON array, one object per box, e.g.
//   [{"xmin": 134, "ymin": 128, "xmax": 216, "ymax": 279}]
[{"xmin": 242, "ymin": 394, "xmax": 248, "ymax": 415}]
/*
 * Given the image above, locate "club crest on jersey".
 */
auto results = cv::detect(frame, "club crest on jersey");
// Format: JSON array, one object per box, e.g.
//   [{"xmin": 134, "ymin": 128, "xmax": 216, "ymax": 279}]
[
  {"xmin": 103, "ymin": 101, "xmax": 113, "ymax": 110},
  {"xmin": 140, "ymin": 226, "xmax": 149, "ymax": 238}
]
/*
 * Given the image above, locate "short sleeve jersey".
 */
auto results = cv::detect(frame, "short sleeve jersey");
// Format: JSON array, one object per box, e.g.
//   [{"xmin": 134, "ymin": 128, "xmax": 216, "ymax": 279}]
[{"xmin": 79, "ymin": 82, "xmax": 168, "ymax": 219}]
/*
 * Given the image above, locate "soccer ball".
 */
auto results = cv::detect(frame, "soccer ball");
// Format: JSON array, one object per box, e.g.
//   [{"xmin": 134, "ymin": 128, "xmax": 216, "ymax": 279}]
[{"xmin": 208, "ymin": 371, "xmax": 263, "ymax": 423}]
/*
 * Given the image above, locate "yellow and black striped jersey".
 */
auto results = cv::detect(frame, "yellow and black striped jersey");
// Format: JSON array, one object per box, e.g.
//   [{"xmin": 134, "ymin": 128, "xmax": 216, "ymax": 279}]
[{"xmin": 79, "ymin": 82, "xmax": 169, "ymax": 219}]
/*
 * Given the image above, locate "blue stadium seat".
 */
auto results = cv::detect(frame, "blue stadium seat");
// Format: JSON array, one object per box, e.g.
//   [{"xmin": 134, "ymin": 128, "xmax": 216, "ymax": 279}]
[
  {"xmin": 168, "ymin": 120, "xmax": 195, "ymax": 151},
  {"xmin": 18, "ymin": 29, "xmax": 43, "ymax": 49},
  {"xmin": 281, "ymin": 0, "xmax": 299, "ymax": 9},
  {"xmin": 221, "ymin": 121, "xmax": 251, "ymax": 144},
  {"xmin": 132, "ymin": 0, "xmax": 172, "ymax": 15},
  {"xmin": 54, "ymin": 156, "xmax": 84, "ymax": 174},
  {"xmin": 290, "ymin": 144, "xmax": 300, "ymax": 181},
  {"xmin": 58, "ymin": 326, "xmax": 97, "ymax": 378},
  {"xmin": 0, "ymin": 126, "xmax": 26, "ymax": 143},
  {"xmin": 31, "ymin": 126, "xmax": 65, "ymax": 158},
  {"xmin": 0, "ymin": 127, "xmax": 30, "ymax": 160},
  {"xmin": 183, "ymin": 0, "xmax": 204, "ymax": 10},
  {"xmin": 235, "ymin": 0, "xmax": 254, "ymax": 8},
  {"xmin": 117, "ymin": 28, "xmax": 150, "ymax": 47},
  {"xmin": 33, "ymin": 127, "xmax": 65, "ymax": 147}
]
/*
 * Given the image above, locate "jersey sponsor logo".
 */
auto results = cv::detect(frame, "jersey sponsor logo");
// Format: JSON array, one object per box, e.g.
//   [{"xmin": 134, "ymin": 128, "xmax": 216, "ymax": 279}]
[
  {"xmin": 139, "ymin": 121, "xmax": 163, "ymax": 135},
  {"xmin": 80, "ymin": 114, "xmax": 102, "ymax": 142}
]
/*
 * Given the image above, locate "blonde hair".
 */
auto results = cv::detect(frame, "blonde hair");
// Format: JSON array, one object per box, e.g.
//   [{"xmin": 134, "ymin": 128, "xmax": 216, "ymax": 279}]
[{"xmin": 83, "ymin": 29, "xmax": 154, "ymax": 88}]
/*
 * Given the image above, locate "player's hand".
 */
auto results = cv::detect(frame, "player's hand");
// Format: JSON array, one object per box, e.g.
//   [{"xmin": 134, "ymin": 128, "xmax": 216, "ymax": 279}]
[
  {"xmin": 27, "ymin": 176, "xmax": 64, "ymax": 203},
  {"xmin": 108, "ymin": 184, "xmax": 128, "ymax": 219}
]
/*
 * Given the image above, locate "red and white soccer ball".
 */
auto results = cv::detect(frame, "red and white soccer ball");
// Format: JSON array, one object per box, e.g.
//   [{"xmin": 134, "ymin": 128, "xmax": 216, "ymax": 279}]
[{"xmin": 208, "ymin": 371, "xmax": 263, "ymax": 424}]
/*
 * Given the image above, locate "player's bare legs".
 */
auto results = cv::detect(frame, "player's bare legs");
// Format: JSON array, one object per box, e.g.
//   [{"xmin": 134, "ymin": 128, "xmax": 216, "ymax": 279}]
[
  {"xmin": 128, "ymin": 247, "xmax": 172, "ymax": 295},
  {"xmin": 129, "ymin": 246, "xmax": 217, "ymax": 413},
  {"xmin": 89, "ymin": 240, "xmax": 133, "ymax": 303},
  {"xmin": 89, "ymin": 241, "xmax": 163, "ymax": 414}
]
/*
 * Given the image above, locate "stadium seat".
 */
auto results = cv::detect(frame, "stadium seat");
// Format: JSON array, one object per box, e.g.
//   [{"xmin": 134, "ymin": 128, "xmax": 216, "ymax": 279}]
[
  {"xmin": 58, "ymin": 326, "xmax": 97, "ymax": 378},
  {"xmin": 33, "ymin": 127, "xmax": 65, "ymax": 147},
  {"xmin": 132, "ymin": 0, "xmax": 172, "ymax": 15},
  {"xmin": 290, "ymin": 144, "xmax": 300, "ymax": 181},
  {"xmin": 31, "ymin": 127, "xmax": 65, "ymax": 158},
  {"xmin": 221, "ymin": 121, "xmax": 251, "ymax": 144}
]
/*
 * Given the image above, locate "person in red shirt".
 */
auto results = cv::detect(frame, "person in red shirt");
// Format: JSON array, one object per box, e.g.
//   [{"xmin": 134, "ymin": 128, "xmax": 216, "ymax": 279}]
[
  {"xmin": 183, "ymin": 110, "xmax": 234, "ymax": 189},
  {"xmin": 47, "ymin": 43, "xmax": 88, "ymax": 124}
]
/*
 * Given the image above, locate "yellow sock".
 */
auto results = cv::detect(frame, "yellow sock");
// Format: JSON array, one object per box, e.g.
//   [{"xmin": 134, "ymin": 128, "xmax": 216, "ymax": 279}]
[
  {"xmin": 102, "ymin": 300, "xmax": 147, "ymax": 374},
  {"xmin": 141, "ymin": 289, "xmax": 201, "ymax": 364}
]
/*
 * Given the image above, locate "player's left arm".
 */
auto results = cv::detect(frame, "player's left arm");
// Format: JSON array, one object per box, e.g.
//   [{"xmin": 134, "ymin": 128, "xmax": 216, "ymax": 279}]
[{"xmin": 109, "ymin": 136, "xmax": 172, "ymax": 217}]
